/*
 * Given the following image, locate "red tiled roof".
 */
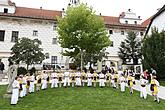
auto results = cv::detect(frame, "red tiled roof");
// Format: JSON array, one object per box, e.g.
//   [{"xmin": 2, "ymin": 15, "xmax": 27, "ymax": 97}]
[
  {"xmin": 0, "ymin": 7, "xmax": 62, "ymax": 20},
  {"xmin": 141, "ymin": 17, "xmax": 152, "ymax": 27}
]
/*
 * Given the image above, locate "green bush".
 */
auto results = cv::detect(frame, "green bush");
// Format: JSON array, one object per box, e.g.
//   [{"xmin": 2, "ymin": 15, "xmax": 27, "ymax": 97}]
[
  {"xmin": 17, "ymin": 67, "xmax": 27, "ymax": 76},
  {"xmin": 29, "ymin": 67, "xmax": 36, "ymax": 75}
]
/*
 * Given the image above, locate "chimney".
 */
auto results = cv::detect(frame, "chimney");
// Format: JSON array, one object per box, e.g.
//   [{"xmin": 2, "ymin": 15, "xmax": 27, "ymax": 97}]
[
  {"xmin": 99, "ymin": 13, "xmax": 102, "ymax": 16},
  {"xmin": 40, "ymin": 7, "xmax": 42, "ymax": 10},
  {"xmin": 128, "ymin": 9, "xmax": 131, "ymax": 12},
  {"xmin": 138, "ymin": 16, "xmax": 141, "ymax": 19}
]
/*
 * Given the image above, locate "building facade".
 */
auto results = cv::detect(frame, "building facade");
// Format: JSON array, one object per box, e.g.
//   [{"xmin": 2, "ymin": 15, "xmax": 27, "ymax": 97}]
[{"xmin": 0, "ymin": 0, "xmax": 147, "ymax": 70}]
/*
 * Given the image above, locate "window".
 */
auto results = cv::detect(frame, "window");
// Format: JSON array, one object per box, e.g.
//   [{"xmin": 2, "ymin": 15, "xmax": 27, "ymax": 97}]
[
  {"xmin": 109, "ymin": 30, "xmax": 113, "ymax": 34},
  {"xmin": 0, "ymin": 30, "xmax": 5, "ymax": 41},
  {"xmin": 33, "ymin": 30, "xmax": 38, "ymax": 36},
  {"xmin": 140, "ymin": 32, "xmax": 144, "ymax": 36},
  {"xmin": 52, "ymin": 38, "xmax": 57, "ymax": 44},
  {"xmin": 134, "ymin": 21, "xmax": 137, "ymax": 25},
  {"xmin": 45, "ymin": 53, "xmax": 49, "ymax": 59},
  {"xmin": 110, "ymin": 41, "xmax": 114, "ymax": 47},
  {"xmin": 4, "ymin": 8, "xmax": 8, "ymax": 13},
  {"xmin": 121, "ymin": 31, "xmax": 124, "ymax": 35},
  {"xmin": 53, "ymin": 24, "xmax": 57, "ymax": 30},
  {"xmin": 11, "ymin": 31, "xmax": 19, "ymax": 42},
  {"xmin": 51, "ymin": 56, "xmax": 57, "ymax": 64},
  {"xmin": 125, "ymin": 20, "xmax": 128, "ymax": 24}
]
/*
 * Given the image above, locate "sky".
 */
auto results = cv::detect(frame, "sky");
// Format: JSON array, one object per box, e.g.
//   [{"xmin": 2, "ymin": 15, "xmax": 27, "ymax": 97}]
[{"xmin": 11, "ymin": 0, "xmax": 165, "ymax": 21}]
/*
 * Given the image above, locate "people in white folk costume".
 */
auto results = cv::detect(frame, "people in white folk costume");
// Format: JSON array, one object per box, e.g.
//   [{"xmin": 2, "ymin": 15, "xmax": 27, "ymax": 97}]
[
  {"xmin": 87, "ymin": 72, "xmax": 93, "ymax": 87},
  {"xmin": 99, "ymin": 72, "xmax": 105, "ymax": 87},
  {"xmin": 11, "ymin": 76, "xmax": 20, "ymax": 105},
  {"xmin": 36, "ymin": 72, "xmax": 42, "ymax": 91},
  {"xmin": 19, "ymin": 75, "xmax": 24, "ymax": 97},
  {"xmin": 119, "ymin": 74, "xmax": 126, "ymax": 92},
  {"xmin": 51, "ymin": 71, "xmax": 58, "ymax": 88},
  {"xmin": 93, "ymin": 71, "xmax": 98, "ymax": 87},
  {"xmin": 26, "ymin": 74, "xmax": 31, "ymax": 94},
  {"xmin": 71, "ymin": 71, "xmax": 76, "ymax": 87},
  {"xmin": 41, "ymin": 71, "xmax": 48, "ymax": 90},
  {"xmin": 81, "ymin": 70, "xmax": 86, "ymax": 87},
  {"xmin": 58, "ymin": 72, "xmax": 63, "ymax": 88},
  {"xmin": 76, "ymin": 70, "xmax": 82, "ymax": 87},
  {"xmin": 29, "ymin": 74, "xmax": 35, "ymax": 93},
  {"xmin": 63, "ymin": 69, "xmax": 70, "ymax": 87},
  {"xmin": 140, "ymin": 75, "xmax": 147, "ymax": 99},
  {"xmin": 22, "ymin": 75, "xmax": 27, "ymax": 96}
]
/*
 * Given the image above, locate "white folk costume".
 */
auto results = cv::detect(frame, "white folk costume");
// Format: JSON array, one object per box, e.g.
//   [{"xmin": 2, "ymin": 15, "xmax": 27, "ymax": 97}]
[
  {"xmin": 36, "ymin": 74, "xmax": 42, "ymax": 91},
  {"xmin": 22, "ymin": 76, "xmax": 27, "ymax": 96},
  {"xmin": 119, "ymin": 75, "xmax": 126, "ymax": 92},
  {"xmin": 41, "ymin": 73, "xmax": 48, "ymax": 90},
  {"xmin": 87, "ymin": 72, "xmax": 93, "ymax": 87},
  {"xmin": 93, "ymin": 72, "xmax": 98, "ymax": 87},
  {"xmin": 11, "ymin": 79, "xmax": 20, "ymax": 105},
  {"xmin": 99, "ymin": 72, "xmax": 105, "ymax": 87},
  {"xmin": 71, "ymin": 72, "xmax": 76, "ymax": 87},
  {"xmin": 63, "ymin": 71, "xmax": 70, "ymax": 87},
  {"xmin": 76, "ymin": 72, "xmax": 81, "ymax": 86},
  {"xmin": 19, "ymin": 77, "xmax": 24, "ymax": 97},
  {"xmin": 81, "ymin": 72, "xmax": 86, "ymax": 86},
  {"xmin": 140, "ymin": 77, "xmax": 147, "ymax": 99},
  {"xmin": 29, "ymin": 75, "xmax": 35, "ymax": 93},
  {"xmin": 51, "ymin": 72, "xmax": 58, "ymax": 88}
]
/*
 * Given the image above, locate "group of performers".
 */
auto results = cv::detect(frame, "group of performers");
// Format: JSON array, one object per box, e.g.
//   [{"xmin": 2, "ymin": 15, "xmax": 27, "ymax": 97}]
[{"xmin": 10, "ymin": 68, "xmax": 160, "ymax": 105}]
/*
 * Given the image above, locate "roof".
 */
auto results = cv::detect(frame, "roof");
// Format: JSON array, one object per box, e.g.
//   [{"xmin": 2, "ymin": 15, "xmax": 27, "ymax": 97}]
[
  {"xmin": 0, "ymin": 7, "xmax": 62, "ymax": 20},
  {"xmin": 145, "ymin": 5, "xmax": 165, "ymax": 35},
  {"xmin": 141, "ymin": 17, "xmax": 152, "ymax": 27}
]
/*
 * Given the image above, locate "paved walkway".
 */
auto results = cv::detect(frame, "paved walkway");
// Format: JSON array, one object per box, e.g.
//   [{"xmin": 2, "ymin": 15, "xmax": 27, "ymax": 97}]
[{"xmin": 133, "ymin": 80, "xmax": 165, "ymax": 100}]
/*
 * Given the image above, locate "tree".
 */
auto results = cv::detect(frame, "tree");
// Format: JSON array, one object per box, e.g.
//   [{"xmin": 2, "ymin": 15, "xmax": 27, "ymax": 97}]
[
  {"xmin": 10, "ymin": 37, "xmax": 45, "ymax": 70},
  {"xmin": 142, "ymin": 28, "xmax": 165, "ymax": 79},
  {"xmin": 57, "ymin": 4, "xmax": 111, "ymax": 69},
  {"xmin": 118, "ymin": 31, "xmax": 142, "ymax": 65}
]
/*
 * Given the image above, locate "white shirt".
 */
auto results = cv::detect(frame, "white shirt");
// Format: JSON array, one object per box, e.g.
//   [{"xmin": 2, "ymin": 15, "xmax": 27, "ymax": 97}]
[
  {"xmin": 99, "ymin": 73, "xmax": 105, "ymax": 79},
  {"xmin": 64, "ymin": 72, "xmax": 70, "ymax": 77}
]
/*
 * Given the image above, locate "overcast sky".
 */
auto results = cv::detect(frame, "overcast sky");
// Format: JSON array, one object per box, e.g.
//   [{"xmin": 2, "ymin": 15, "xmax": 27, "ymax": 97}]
[{"xmin": 11, "ymin": 0, "xmax": 165, "ymax": 21}]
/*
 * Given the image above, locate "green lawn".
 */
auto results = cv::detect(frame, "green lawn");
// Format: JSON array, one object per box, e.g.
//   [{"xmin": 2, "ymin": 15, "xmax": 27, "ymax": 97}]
[
  {"xmin": 0, "ymin": 85, "xmax": 164, "ymax": 110},
  {"xmin": 160, "ymin": 81, "xmax": 165, "ymax": 86}
]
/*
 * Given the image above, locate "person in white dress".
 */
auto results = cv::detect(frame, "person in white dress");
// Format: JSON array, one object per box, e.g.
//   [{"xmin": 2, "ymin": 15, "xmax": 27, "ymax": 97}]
[
  {"xmin": 29, "ymin": 74, "xmax": 35, "ymax": 93},
  {"xmin": 87, "ymin": 72, "xmax": 93, "ymax": 87},
  {"xmin": 140, "ymin": 75, "xmax": 147, "ymax": 99},
  {"xmin": 76, "ymin": 71, "xmax": 82, "ymax": 87},
  {"xmin": 51, "ymin": 72, "xmax": 58, "ymax": 88},
  {"xmin": 63, "ymin": 70, "xmax": 70, "ymax": 87},
  {"xmin": 99, "ymin": 72, "xmax": 105, "ymax": 87},
  {"xmin": 11, "ymin": 76, "xmax": 20, "ymax": 105},
  {"xmin": 22, "ymin": 75, "xmax": 27, "ymax": 96},
  {"xmin": 119, "ymin": 74, "xmax": 126, "ymax": 92},
  {"xmin": 41, "ymin": 71, "xmax": 48, "ymax": 90}
]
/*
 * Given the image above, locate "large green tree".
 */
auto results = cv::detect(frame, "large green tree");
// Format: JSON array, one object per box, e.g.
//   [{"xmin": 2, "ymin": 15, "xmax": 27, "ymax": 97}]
[
  {"xmin": 142, "ymin": 28, "xmax": 165, "ymax": 79},
  {"xmin": 10, "ymin": 37, "xmax": 45, "ymax": 70},
  {"xmin": 57, "ymin": 4, "xmax": 111, "ymax": 68},
  {"xmin": 118, "ymin": 31, "xmax": 142, "ymax": 65}
]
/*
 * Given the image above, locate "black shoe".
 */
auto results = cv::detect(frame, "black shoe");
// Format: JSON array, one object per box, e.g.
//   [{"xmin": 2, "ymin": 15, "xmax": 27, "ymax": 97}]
[{"xmin": 154, "ymin": 100, "xmax": 157, "ymax": 102}]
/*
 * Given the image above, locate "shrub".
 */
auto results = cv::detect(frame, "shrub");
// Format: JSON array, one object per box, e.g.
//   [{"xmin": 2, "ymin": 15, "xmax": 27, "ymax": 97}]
[{"xmin": 17, "ymin": 67, "xmax": 27, "ymax": 76}]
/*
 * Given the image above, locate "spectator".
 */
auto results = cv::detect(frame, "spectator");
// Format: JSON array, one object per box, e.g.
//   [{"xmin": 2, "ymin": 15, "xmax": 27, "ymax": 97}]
[{"xmin": 0, "ymin": 60, "xmax": 5, "ymax": 74}]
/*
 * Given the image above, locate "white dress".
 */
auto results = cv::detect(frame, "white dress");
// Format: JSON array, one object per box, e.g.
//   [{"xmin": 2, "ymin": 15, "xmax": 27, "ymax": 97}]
[
  {"xmin": 11, "ymin": 80, "xmax": 19, "ymax": 105},
  {"xmin": 120, "ymin": 76, "xmax": 126, "ymax": 92},
  {"xmin": 41, "ymin": 73, "xmax": 48, "ymax": 89},
  {"xmin": 76, "ymin": 72, "xmax": 81, "ymax": 86},
  {"xmin": 29, "ymin": 75, "xmax": 35, "ymax": 93},
  {"xmin": 87, "ymin": 73, "xmax": 92, "ymax": 86},
  {"xmin": 51, "ymin": 73, "xmax": 58, "ymax": 88},
  {"xmin": 63, "ymin": 72, "xmax": 70, "ymax": 87},
  {"xmin": 140, "ymin": 78, "xmax": 147, "ymax": 99},
  {"xmin": 99, "ymin": 73, "xmax": 105, "ymax": 87}
]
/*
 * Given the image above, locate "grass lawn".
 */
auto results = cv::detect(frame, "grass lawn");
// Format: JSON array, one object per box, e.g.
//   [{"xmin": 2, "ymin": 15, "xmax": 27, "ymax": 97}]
[
  {"xmin": 0, "ymin": 85, "xmax": 164, "ymax": 110},
  {"xmin": 160, "ymin": 81, "xmax": 165, "ymax": 86}
]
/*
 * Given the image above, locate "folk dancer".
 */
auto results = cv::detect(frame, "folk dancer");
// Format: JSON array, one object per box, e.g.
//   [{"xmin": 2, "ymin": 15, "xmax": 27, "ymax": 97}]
[
  {"xmin": 105, "ymin": 71, "xmax": 111, "ymax": 87},
  {"xmin": 58, "ymin": 72, "xmax": 63, "ymax": 87},
  {"xmin": 150, "ymin": 76, "xmax": 160, "ymax": 103},
  {"xmin": 111, "ymin": 73, "xmax": 115, "ymax": 88},
  {"xmin": 87, "ymin": 72, "xmax": 93, "ymax": 87},
  {"xmin": 114, "ymin": 72, "xmax": 119, "ymax": 89},
  {"xmin": 81, "ymin": 71, "xmax": 86, "ymax": 87},
  {"xmin": 71, "ymin": 71, "xmax": 76, "ymax": 87},
  {"xmin": 26, "ymin": 74, "xmax": 31, "ymax": 94},
  {"xmin": 76, "ymin": 71, "xmax": 82, "ymax": 87},
  {"xmin": 41, "ymin": 71, "xmax": 48, "ymax": 90},
  {"xmin": 22, "ymin": 75, "xmax": 27, "ymax": 96},
  {"xmin": 11, "ymin": 76, "xmax": 20, "ymax": 105},
  {"xmin": 140, "ymin": 75, "xmax": 147, "ymax": 99},
  {"xmin": 63, "ymin": 70, "xmax": 70, "ymax": 87},
  {"xmin": 19, "ymin": 75, "xmax": 24, "ymax": 97},
  {"xmin": 29, "ymin": 74, "xmax": 35, "ymax": 93},
  {"xmin": 119, "ymin": 74, "xmax": 126, "ymax": 92},
  {"xmin": 127, "ymin": 74, "xmax": 134, "ymax": 94},
  {"xmin": 51, "ymin": 72, "xmax": 58, "ymax": 88},
  {"xmin": 99, "ymin": 72, "xmax": 105, "ymax": 87},
  {"xmin": 93, "ymin": 71, "xmax": 98, "ymax": 87},
  {"xmin": 36, "ymin": 72, "xmax": 42, "ymax": 91}
]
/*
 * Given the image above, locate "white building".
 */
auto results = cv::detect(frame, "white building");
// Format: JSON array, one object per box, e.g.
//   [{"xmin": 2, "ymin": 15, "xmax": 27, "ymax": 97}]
[
  {"xmin": 145, "ymin": 5, "xmax": 165, "ymax": 35},
  {"xmin": 0, "ymin": 0, "xmax": 147, "ymax": 71}
]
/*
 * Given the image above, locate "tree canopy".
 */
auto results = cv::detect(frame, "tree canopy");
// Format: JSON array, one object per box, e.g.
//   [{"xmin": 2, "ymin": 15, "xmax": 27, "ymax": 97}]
[
  {"xmin": 57, "ymin": 4, "xmax": 111, "ymax": 67},
  {"xmin": 10, "ymin": 37, "xmax": 45, "ymax": 70},
  {"xmin": 142, "ymin": 28, "xmax": 165, "ymax": 79},
  {"xmin": 118, "ymin": 31, "xmax": 142, "ymax": 65}
]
